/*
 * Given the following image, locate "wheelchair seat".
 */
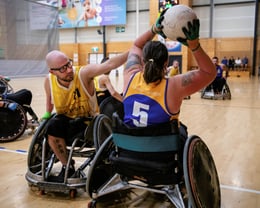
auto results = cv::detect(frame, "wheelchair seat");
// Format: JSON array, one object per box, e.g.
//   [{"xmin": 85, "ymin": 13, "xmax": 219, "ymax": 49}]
[{"xmin": 86, "ymin": 113, "xmax": 221, "ymax": 207}]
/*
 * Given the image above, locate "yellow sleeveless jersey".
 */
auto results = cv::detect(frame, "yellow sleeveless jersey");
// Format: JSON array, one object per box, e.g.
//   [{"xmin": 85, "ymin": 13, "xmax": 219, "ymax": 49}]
[
  {"xmin": 49, "ymin": 67, "xmax": 98, "ymax": 118},
  {"xmin": 123, "ymin": 72, "xmax": 179, "ymax": 127}
]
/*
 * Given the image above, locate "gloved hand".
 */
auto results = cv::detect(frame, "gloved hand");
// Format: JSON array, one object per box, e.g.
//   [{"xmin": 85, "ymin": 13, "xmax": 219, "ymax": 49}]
[
  {"xmin": 41, "ymin": 112, "xmax": 51, "ymax": 120},
  {"xmin": 177, "ymin": 19, "xmax": 200, "ymax": 46},
  {"xmin": 151, "ymin": 9, "xmax": 168, "ymax": 39}
]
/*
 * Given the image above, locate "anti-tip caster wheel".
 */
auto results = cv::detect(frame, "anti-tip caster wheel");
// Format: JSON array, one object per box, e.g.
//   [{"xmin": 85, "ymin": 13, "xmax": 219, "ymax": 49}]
[
  {"xmin": 69, "ymin": 189, "xmax": 77, "ymax": 198},
  {"xmin": 88, "ymin": 200, "xmax": 97, "ymax": 208},
  {"xmin": 38, "ymin": 190, "xmax": 46, "ymax": 196}
]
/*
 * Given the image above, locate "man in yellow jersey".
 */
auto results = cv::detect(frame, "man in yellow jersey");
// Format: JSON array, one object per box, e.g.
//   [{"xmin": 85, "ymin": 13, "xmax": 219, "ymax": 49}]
[
  {"xmin": 167, "ymin": 60, "xmax": 180, "ymax": 77},
  {"xmin": 42, "ymin": 50, "xmax": 128, "ymax": 182}
]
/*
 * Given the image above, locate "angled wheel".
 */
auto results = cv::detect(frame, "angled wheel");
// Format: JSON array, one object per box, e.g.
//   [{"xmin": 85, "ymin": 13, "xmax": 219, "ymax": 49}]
[
  {"xmin": 0, "ymin": 100, "xmax": 27, "ymax": 142},
  {"xmin": 93, "ymin": 114, "xmax": 112, "ymax": 150},
  {"xmin": 27, "ymin": 115, "xmax": 55, "ymax": 174},
  {"xmin": 86, "ymin": 135, "xmax": 115, "ymax": 198},
  {"xmin": 99, "ymin": 96, "xmax": 124, "ymax": 119},
  {"xmin": 200, "ymin": 88, "xmax": 206, "ymax": 98},
  {"xmin": 183, "ymin": 135, "xmax": 221, "ymax": 208},
  {"xmin": 222, "ymin": 83, "xmax": 231, "ymax": 100}
]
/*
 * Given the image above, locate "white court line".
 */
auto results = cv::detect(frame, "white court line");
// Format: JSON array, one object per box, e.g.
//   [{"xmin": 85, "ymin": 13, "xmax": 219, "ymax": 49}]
[
  {"xmin": 1, "ymin": 147, "xmax": 260, "ymax": 195},
  {"xmin": 221, "ymin": 184, "xmax": 260, "ymax": 195}
]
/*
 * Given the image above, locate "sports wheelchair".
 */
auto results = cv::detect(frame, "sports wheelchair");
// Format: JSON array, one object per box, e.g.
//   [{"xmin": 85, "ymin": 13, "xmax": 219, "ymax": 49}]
[
  {"xmin": 201, "ymin": 79, "xmax": 231, "ymax": 100},
  {"xmin": 86, "ymin": 101, "xmax": 221, "ymax": 207},
  {"xmin": 0, "ymin": 76, "xmax": 14, "ymax": 95},
  {"xmin": 25, "ymin": 113, "xmax": 112, "ymax": 198},
  {"xmin": 0, "ymin": 77, "xmax": 39, "ymax": 142}
]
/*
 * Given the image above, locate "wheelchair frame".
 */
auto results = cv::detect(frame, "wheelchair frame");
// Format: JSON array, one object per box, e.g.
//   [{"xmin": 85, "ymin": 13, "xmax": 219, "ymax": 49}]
[
  {"xmin": 25, "ymin": 113, "xmax": 112, "ymax": 198},
  {"xmin": 201, "ymin": 82, "xmax": 231, "ymax": 100},
  {"xmin": 86, "ymin": 130, "xmax": 221, "ymax": 208}
]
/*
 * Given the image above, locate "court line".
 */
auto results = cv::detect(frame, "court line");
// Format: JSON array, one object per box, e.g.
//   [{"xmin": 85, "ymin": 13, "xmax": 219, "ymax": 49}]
[
  {"xmin": 0, "ymin": 146, "xmax": 28, "ymax": 155},
  {"xmin": 221, "ymin": 184, "xmax": 260, "ymax": 195},
  {"xmin": 1, "ymin": 146, "xmax": 260, "ymax": 195}
]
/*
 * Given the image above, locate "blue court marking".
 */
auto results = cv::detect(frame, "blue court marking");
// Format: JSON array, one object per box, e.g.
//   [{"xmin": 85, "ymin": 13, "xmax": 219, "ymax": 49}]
[{"xmin": 0, "ymin": 146, "xmax": 28, "ymax": 155}]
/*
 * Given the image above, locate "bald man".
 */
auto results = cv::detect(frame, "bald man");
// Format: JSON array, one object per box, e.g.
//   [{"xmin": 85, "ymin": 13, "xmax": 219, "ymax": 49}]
[{"xmin": 43, "ymin": 50, "xmax": 128, "ymax": 182}]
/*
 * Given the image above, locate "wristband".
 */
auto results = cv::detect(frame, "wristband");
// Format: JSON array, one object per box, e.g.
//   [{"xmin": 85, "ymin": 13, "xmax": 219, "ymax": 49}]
[
  {"xmin": 191, "ymin": 43, "xmax": 201, "ymax": 52},
  {"xmin": 42, "ymin": 112, "xmax": 51, "ymax": 119}
]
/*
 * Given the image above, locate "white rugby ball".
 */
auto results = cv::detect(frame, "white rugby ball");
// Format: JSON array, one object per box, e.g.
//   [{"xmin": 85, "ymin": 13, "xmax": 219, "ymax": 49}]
[{"xmin": 162, "ymin": 5, "xmax": 197, "ymax": 41}]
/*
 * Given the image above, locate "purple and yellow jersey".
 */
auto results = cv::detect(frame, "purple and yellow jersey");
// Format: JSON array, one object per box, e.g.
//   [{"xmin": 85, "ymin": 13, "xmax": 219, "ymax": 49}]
[{"xmin": 123, "ymin": 72, "xmax": 179, "ymax": 127}]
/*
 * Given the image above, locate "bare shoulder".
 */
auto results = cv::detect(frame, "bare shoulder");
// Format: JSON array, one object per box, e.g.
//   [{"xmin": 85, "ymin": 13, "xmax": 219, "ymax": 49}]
[{"xmin": 125, "ymin": 53, "xmax": 142, "ymax": 70}]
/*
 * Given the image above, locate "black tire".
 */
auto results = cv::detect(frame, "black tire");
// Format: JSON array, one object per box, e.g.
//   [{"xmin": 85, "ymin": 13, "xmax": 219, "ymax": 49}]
[
  {"xmin": 93, "ymin": 114, "xmax": 112, "ymax": 150},
  {"xmin": 0, "ymin": 100, "xmax": 27, "ymax": 142},
  {"xmin": 183, "ymin": 135, "xmax": 221, "ymax": 208},
  {"xmin": 27, "ymin": 115, "xmax": 54, "ymax": 174},
  {"xmin": 223, "ymin": 83, "xmax": 231, "ymax": 100},
  {"xmin": 99, "ymin": 96, "xmax": 124, "ymax": 119},
  {"xmin": 86, "ymin": 135, "xmax": 115, "ymax": 198}
]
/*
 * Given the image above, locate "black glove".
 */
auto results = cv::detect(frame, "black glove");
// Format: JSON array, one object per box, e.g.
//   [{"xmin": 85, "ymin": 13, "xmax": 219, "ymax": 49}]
[
  {"xmin": 177, "ymin": 19, "xmax": 200, "ymax": 46},
  {"xmin": 152, "ymin": 9, "xmax": 168, "ymax": 39}
]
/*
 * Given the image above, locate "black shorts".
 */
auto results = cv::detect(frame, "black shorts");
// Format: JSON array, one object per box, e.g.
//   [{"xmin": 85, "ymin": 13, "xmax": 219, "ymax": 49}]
[
  {"xmin": 6, "ymin": 89, "xmax": 32, "ymax": 106},
  {"xmin": 46, "ymin": 114, "xmax": 87, "ymax": 145}
]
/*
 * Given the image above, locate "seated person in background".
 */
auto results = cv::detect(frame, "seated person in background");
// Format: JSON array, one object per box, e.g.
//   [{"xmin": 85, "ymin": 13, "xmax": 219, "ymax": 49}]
[
  {"xmin": 167, "ymin": 60, "xmax": 190, "ymax": 99},
  {"xmin": 121, "ymin": 13, "xmax": 216, "ymax": 139},
  {"xmin": 94, "ymin": 57, "xmax": 123, "ymax": 105},
  {"xmin": 43, "ymin": 50, "xmax": 128, "ymax": 182},
  {"xmin": 242, "ymin": 55, "xmax": 248, "ymax": 71},
  {"xmin": 235, "ymin": 57, "xmax": 242, "ymax": 70},
  {"xmin": 167, "ymin": 60, "xmax": 180, "ymax": 77},
  {"xmin": 211, "ymin": 56, "xmax": 226, "ymax": 93},
  {"xmin": 0, "ymin": 75, "xmax": 37, "ymax": 122}
]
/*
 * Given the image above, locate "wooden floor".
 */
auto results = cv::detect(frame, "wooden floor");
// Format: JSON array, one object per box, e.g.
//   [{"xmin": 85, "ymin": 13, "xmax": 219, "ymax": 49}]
[{"xmin": 0, "ymin": 71, "xmax": 259, "ymax": 208}]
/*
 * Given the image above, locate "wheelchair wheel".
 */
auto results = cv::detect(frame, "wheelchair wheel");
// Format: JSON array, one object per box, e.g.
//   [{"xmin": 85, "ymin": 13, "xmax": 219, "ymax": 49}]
[
  {"xmin": 27, "ymin": 115, "xmax": 55, "ymax": 174},
  {"xmin": 0, "ymin": 79, "xmax": 14, "ymax": 95},
  {"xmin": 0, "ymin": 100, "xmax": 27, "ymax": 142},
  {"xmin": 86, "ymin": 135, "xmax": 115, "ymax": 198},
  {"xmin": 200, "ymin": 87, "xmax": 206, "ymax": 98},
  {"xmin": 222, "ymin": 83, "xmax": 231, "ymax": 100},
  {"xmin": 99, "ymin": 96, "xmax": 124, "ymax": 119},
  {"xmin": 183, "ymin": 135, "xmax": 221, "ymax": 208},
  {"xmin": 93, "ymin": 114, "xmax": 112, "ymax": 150}
]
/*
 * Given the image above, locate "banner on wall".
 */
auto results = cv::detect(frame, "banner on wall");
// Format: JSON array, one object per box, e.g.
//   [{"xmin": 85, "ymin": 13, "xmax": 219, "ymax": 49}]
[
  {"xmin": 57, "ymin": 0, "xmax": 126, "ymax": 28},
  {"xmin": 30, "ymin": 1, "xmax": 58, "ymax": 30}
]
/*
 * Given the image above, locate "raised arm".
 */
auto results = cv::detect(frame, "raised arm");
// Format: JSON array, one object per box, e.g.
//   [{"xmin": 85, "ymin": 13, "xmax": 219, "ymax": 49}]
[
  {"xmin": 167, "ymin": 19, "xmax": 216, "ymax": 113},
  {"xmin": 123, "ymin": 10, "xmax": 167, "ymax": 91},
  {"xmin": 80, "ymin": 51, "xmax": 129, "ymax": 80}
]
